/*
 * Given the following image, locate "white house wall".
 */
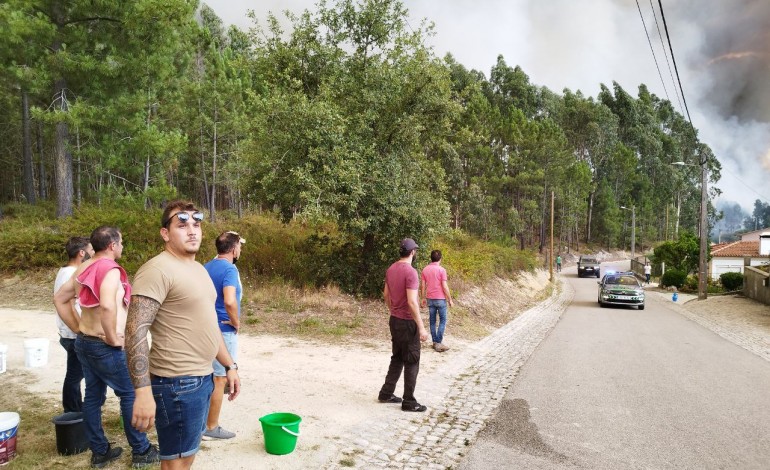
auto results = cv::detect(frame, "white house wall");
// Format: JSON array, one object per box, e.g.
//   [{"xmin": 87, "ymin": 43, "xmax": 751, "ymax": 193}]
[{"xmin": 710, "ymin": 257, "xmax": 770, "ymax": 280}]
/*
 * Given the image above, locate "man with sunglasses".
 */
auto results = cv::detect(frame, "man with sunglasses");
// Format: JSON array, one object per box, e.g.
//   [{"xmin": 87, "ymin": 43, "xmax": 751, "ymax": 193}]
[
  {"xmin": 125, "ymin": 201, "xmax": 241, "ymax": 469},
  {"xmin": 54, "ymin": 226, "xmax": 159, "ymax": 468},
  {"xmin": 202, "ymin": 231, "xmax": 245, "ymax": 440}
]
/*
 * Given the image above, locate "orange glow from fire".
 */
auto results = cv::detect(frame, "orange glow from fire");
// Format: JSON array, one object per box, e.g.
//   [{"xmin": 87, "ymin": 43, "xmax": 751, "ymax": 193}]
[{"xmin": 707, "ymin": 51, "xmax": 763, "ymax": 65}]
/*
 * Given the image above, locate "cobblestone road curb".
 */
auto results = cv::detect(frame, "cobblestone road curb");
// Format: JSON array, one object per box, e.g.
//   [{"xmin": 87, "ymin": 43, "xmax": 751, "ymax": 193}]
[
  {"xmin": 647, "ymin": 290, "xmax": 770, "ymax": 363},
  {"xmin": 327, "ymin": 280, "xmax": 575, "ymax": 469}
]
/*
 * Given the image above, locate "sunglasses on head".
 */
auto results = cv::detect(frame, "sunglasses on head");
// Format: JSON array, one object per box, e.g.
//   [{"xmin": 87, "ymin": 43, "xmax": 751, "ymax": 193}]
[{"xmin": 164, "ymin": 211, "xmax": 204, "ymax": 228}]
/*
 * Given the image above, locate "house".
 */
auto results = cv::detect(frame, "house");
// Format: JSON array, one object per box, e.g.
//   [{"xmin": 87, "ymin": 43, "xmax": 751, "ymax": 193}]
[
  {"xmin": 709, "ymin": 232, "xmax": 770, "ymax": 280},
  {"xmin": 739, "ymin": 227, "xmax": 770, "ymax": 242}
]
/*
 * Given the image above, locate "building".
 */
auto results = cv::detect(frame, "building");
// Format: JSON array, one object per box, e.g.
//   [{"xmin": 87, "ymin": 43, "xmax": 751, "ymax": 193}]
[
  {"xmin": 739, "ymin": 227, "xmax": 770, "ymax": 242},
  {"xmin": 709, "ymin": 232, "xmax": 770, "ymax": 280}
]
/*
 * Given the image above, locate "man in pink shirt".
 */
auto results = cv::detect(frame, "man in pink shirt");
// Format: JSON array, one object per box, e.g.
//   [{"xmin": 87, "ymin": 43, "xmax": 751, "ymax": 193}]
[
  {"xmin": 420, "ymin": 250, "xmax": 454, "ymax": 352},
  {"xmin": 378, "ymin": 238, "xmax": 429, "ymax": 412}
]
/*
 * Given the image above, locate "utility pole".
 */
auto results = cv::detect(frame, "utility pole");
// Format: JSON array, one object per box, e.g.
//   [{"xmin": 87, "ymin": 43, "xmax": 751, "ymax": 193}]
[{"xmin": 698, "ymin": 160, "xmax": 708, "ymax": 300}]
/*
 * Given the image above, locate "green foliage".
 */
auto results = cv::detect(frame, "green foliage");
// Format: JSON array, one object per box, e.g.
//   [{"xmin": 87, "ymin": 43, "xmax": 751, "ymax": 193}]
[
  {"xmin": 0, "ymin": 203, "xmax": 537, "ymax": 297},
  {"xmin": 719, "ymin": 272, "xmax": 744, "ymax": 291},
  {"xmin": 683, "ymin": 274, "xmax": 699, "ymax": 292},
  {"xmin": 660, "ymin": 269, "xmax": 687, "ymax": 289},
  {"xmin": 0, "ymin": 0, "xmax": 717, "ymax": 265},
  {"xmin": 652, "ymin": 231, "xmax": 702, "ymax": 274},
  {"xmin": 422, "ymin": 230, "xmax": 537, "ymax": 284}
]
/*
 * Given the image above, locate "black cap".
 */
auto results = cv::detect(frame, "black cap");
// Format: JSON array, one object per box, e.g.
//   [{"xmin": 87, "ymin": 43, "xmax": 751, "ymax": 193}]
[{"xmin": 400, "ymin": 238, "xmax": 419, "ymax": 251}]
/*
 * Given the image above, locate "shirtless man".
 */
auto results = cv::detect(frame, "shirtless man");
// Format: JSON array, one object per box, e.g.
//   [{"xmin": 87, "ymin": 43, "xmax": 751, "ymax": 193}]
[{"xmin": 54, "ymin": 226, "xmax": 158, "ymax": 468}]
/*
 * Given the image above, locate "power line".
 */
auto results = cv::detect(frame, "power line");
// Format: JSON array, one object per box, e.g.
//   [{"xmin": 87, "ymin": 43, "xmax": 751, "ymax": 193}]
[
  {"xmin": 648, "ymin": 0, "xmax": 685, "ymax": 117},
  {"xmin": 634, "ymin": 0, "xmax": 673, "ymax": 105},
  {"xmin": 656, "ymin": 0, "xmax": 695, "ymax": 133}
]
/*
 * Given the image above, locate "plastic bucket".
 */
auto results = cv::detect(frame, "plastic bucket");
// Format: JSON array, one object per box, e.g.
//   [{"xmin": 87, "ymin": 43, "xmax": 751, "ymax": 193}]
[
  {"xmin": 0, "ymin": 344, "xmax": 7, "ymax": 374},
  {"xmin": 23, "ymin": 338, "xmax": 49, "ymax": 368},
  {"xmin": 0, "ymin": 412, "xmax": 20, "ymax": 465},
  {"xmin": 51, "ymin": 412, "xmax": 89, "ymax": 455},
  {"xmin": 259, "ymin": 413, "xmax": 301, "ymax": 455}
]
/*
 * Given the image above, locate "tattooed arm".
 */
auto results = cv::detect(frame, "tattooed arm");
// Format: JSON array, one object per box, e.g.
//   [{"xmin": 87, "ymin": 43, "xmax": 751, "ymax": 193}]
[{"xmin": 125, "ymin": 295, "xmax": 159, "ymax": 432}]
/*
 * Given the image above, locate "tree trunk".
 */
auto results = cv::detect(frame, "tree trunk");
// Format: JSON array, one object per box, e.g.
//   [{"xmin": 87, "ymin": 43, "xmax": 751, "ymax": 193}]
[
  {"xmin": 586, "ymin": 191, "xmax": 595, "ymax": 243},
  {"xmin": 75, "ymin": 126, "xmax": 81, "ymax": 206},
  {"xmin": 143, "ymin": 95, "xmax": 152, "ymax": 208},
  {"xmin": 199, "ymin": 97, "xmax": 210, "ymax": 212},
  {"xmin": 53, "ymin": 78, "xmax": 73, "ymax": 217},
  {"xmin": 37, "ymin": 121, "xmax": 47, "ymax": 200},
  {"xmin": 52, "ymin": 4, "xmax": 72, "ymax": 218},
  {"xmin": 210, "ymin": 108, "xmax": 218, "ymax": 222},
  {"xmin": 21, "ymin": 90, "xmax": 36, "ymax": 204}
]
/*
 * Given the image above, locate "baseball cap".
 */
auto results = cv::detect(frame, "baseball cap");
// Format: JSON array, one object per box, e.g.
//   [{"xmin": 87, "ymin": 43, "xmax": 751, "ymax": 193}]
[{"xmin": 400, "ymin": 238, "xmax": 419, "ymax": 251}]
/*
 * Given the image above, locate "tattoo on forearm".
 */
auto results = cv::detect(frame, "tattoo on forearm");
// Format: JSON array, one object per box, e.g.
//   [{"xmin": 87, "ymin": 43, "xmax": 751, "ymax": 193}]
[{"xmin": 125, "ymin": 295, "xmax": 159, "ymax": 389}]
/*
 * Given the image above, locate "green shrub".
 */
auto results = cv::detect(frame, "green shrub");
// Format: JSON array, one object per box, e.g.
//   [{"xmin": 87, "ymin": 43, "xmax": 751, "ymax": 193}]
[
  {"xmin": 683, "ymin": 275, "xmax": 699, "ymax": 292},
  {"xmin": 720, "ymin": 272, "xmax": 744, "ymax": 291},
  {"xmin": 0, "ymin": 203, "xmax": 537, "ymax": 298},
  {"xmin": 661, "ymin": 269, "xmax": 687, "ymax": 288}
]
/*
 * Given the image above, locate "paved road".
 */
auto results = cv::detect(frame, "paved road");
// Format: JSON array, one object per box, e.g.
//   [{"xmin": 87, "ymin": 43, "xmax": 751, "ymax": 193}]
[{"xmin": 460, "ymin": 262, "xmax": 770, "ymax": 470}]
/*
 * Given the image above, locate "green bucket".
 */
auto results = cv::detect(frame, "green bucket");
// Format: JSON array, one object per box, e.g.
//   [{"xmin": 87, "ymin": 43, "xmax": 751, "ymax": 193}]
[{"xmin": 259, "ymin": 412, "xmax": 302, "ymax": 455}]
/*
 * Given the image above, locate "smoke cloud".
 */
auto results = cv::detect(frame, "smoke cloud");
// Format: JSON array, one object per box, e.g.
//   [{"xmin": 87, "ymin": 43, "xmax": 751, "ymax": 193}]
[{"xmin": 205, "ymin": 0, "xmax": 770, "ymax": 211}]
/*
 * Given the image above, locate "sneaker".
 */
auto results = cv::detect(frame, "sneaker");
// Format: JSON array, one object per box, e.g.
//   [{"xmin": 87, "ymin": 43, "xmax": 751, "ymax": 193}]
[
  {"xmin": 402, "ymin": 402, "xmax": 427, "ymax": 412},
  {"xmin": 91, "ymin": 444, "xmax": 123, "ymax": 468},
  {"xmin": 377, "ymin": 394, "xmax": 403, "ymax": 404},
  {"xmin": 132, "ymin": 444, "xmax": 160, "ymax": 468},
  {"xmin": 202, "ymin": 425, "xmax": 236, "ymax": 440},
  {"xmin": 435, "ymin": 343, "xmax": 450, "ymax": 352}
]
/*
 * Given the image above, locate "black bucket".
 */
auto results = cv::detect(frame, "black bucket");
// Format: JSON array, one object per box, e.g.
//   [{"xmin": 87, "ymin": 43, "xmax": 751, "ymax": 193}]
[{"xmin": 52, "ymin": 412, "xmax": 89, "ymax": 455}]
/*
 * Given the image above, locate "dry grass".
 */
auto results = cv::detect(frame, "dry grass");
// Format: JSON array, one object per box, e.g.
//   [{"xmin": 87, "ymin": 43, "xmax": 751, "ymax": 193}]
[
  {"xmin": 0, "ymin": 269, "xmax": 555, "ymax": 346},
  {"xmin": 0, "ymin": 372, "xmax": 152, "ymax": 469}
]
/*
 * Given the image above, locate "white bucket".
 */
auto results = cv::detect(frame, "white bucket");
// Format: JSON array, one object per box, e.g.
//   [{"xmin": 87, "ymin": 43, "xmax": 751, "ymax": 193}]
[
  {"xmin": 23, "ymin": 338, "xmax": 49, "ymax": 368},
  {"xmin": 0, "ymin": 411, "xmax": 20, "ymax": 465},
  {"xmin": 0, "ymin": 344, "xmax": 7, "ymax": 374}
]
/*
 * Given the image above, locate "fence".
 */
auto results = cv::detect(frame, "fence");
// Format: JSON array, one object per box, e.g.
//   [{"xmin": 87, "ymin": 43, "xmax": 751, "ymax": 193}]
[{"xmin": 743, "ymin": 266, "xmax": 770, "ymax": 306}]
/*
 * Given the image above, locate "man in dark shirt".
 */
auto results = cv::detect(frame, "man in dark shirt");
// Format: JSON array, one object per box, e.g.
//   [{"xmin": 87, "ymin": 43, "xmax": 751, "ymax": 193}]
[{"xmin": 377, "ymin": 238, "xmax": 429, "ymax": 412}]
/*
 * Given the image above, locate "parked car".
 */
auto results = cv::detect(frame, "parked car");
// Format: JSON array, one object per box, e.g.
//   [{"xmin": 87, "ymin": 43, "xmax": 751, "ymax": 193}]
[
  {"xmin": 597, "ymin": 271, "xmax": 645, "ymax": 310},
  {"xmin": 577, "ymin": 255, "xmax": 600, "ymax": 278}
]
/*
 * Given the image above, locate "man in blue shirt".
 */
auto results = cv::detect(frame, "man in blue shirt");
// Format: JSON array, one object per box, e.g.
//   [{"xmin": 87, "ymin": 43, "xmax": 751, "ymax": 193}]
[{"xmin": 203, "ymin": 231, "xmax": 245, "ymax": 440}]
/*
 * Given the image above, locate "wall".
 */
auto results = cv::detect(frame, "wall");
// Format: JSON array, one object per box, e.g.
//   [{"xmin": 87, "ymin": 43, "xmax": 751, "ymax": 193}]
[
  {"xmin": 710, "ymin": 257, "xmax": 770, "ymax": 280},
  {"xmin": 744, "ymin": 266, "xmax": 770, "ymax": 306}
]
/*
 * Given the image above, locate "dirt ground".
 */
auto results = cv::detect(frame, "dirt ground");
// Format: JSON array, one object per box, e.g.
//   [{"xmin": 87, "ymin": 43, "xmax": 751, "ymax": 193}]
[
  {"xmin": 0, "ymin": 269, "xmax": 552, "ymax": 469},
  {"xmin": 2, "ymin": 258, "xmax": 768, "ymax": 469}
]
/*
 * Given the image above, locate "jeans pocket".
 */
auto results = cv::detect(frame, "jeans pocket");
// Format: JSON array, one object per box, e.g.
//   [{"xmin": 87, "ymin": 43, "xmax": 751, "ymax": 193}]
[
  {"xmin": 152, "ymin": 388, "xmax": 170, "ymax": 427},
  {"xmin": 175, "ymin": 377, "xmax": 203, "ymax": 395}
]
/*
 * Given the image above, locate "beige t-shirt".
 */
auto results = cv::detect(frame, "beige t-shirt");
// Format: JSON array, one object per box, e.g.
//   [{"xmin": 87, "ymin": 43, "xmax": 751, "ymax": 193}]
[{"xmin": 132, "ymin": 251, "xmax": 219, "ymax": 377}]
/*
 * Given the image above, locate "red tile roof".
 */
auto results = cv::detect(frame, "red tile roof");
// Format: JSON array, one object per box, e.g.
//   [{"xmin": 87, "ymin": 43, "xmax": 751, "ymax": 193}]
[{"xmin": 711, "ymin": 241, "xmax": 769, "ymax": 258}]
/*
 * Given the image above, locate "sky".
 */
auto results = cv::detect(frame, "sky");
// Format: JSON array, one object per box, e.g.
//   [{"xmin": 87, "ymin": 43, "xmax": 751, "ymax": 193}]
[{"xmin": 203, "ymin": 0, "xmax": 770, "ymax": 215}]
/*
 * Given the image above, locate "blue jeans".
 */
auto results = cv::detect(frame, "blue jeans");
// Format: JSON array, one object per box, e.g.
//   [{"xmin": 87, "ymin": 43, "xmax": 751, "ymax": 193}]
[
  {"xmin": 152, "ymin": 374, "xmax": 214, "ymax": 460},
  {"xmin": 75, "ymin": 336, "xmax": 151, "ymax": 456},
  {"xmin": 427, "ymin": 299, "xmax": 448, "ymax": 344},
  {"xmin": 59, "ymin": 337, "xmax": 84, "ymax": 412}
]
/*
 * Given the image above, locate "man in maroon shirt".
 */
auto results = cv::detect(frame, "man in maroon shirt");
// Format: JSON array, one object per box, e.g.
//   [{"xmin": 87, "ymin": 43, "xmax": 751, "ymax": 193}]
[{"xmin": 378, "ymin": 238, "xmax": 429, "ymax": 412}]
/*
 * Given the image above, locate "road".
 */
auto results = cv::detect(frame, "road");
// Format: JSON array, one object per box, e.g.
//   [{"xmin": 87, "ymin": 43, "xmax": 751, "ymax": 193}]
[{"xmin": 459, "ymin": 261, "xmax": 770, "ymax": 470}]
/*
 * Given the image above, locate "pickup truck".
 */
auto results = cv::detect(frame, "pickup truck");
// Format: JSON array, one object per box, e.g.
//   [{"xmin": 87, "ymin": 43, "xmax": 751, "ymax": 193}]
[{"xmin": 577, "ymin": 255, "xmax": 600, "ymax": 278}]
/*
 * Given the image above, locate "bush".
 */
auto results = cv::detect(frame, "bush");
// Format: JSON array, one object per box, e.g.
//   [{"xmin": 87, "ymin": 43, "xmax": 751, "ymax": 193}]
[
  {"xmin": 683, "ymin": 275, "xmax": 699, "ymax": 292},
  {"xmin": 720, "ymin": 272, "xmax": 744, "ymax": 291},
  {"xmin": 661, "ymin": 269, "xmax": 687, "ymax": 289},
  {"xmin": 0, "ymin": 203, "xmax": 537, "ymax": 298}
]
